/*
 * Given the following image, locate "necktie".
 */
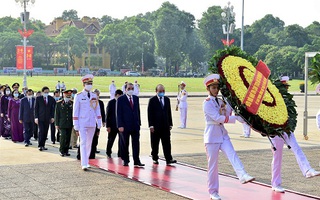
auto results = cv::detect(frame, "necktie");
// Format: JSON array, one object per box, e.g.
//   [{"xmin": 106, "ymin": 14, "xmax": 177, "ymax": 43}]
[
  {"xmin": 29, "ymin": 98, "xmax": 32, "ymax": 108},
  {"xmin": 88, "ymin": 92, "xmax": 90, "ymax": 99},
  {"xmin": 44, "ymin": 97, "xmax": 47, "ymax": 105},
  {"xmin": 129, "ymin": 97, "xmax": 133, "ymax": 109},
  {"xmin": 215, "ymin": 97, "xmax": 219, "ymax": 105},
  {"xmin": 159, "ymin": 97, "xmax": 164, "ymax": 109}
]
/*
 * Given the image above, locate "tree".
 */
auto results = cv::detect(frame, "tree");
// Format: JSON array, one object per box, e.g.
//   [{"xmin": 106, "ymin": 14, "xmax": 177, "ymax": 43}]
[
  {"xmin": 276, "ymin": 24, "xmax": 310, "ymax": 47},
  {"xmin": 152, "ymin": 2, "xmax": 195, "ymax": 75},
  {"xmin": 54, "ymin": 26, "xmax": 87, "ymax": 70},
  {"xmin": 99, "ymin": 15, "xmax": 117, "ymax": 28},
  {"xmin": 61, "ymin": 9, "xmax": 79, "ymax": 21},
  {"xmin": 28, "ymin": 31, "xmax": 55, "ymax": 67},
  {"xmin": 198, "ymin": 6, "xmax": 225, "ymax": 58},
  {"xmin": 0, "ymin": 32, "xmax": 21, "ymax": 67}
]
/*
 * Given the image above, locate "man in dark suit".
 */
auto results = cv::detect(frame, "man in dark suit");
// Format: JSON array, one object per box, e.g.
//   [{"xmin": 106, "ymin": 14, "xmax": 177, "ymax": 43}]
[
  {"xmin": 106, "ymin": 89, "xmax": 123, "ymax": 158},
  {"xmin": 148, "ymin": 84, "xmax": 177, "ymax": 165},
  {"xmin": 117, "ymin": 83, "xmax": 144, "ymax": 167},
  {"xmin": 19, "ymin": 89, "xmax": 35, "ymax": 147},
  {"xmin": 34, "ymin": 86, "xmax": 55, "ymax": 151}
]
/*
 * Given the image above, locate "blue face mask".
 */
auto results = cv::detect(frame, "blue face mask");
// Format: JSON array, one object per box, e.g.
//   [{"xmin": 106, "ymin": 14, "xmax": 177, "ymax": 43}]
[
  {"xmin": 158, "ymin": 92, "xmax": 165, "ymax": 97},
  {"xmin": 43, "ymin": 93, "xmax": 49, "ymax": 97},
  {"xmin": 54, "ymin": 97, "xmax": 60, "ymax": 101},
  {"xmin": 71, "ymin": 93, "xmax": 75, "ymax": 98}
]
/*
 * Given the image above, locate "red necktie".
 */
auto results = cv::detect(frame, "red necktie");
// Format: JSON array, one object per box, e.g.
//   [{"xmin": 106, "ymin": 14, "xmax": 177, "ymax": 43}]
[{"xmin": 129, "ymin": 97, "xmax": 133, "ymax": 109}]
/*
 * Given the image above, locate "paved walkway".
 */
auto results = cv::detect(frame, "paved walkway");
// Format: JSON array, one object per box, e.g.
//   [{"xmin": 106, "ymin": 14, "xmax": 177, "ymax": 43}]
[{"xmin": 0, "ymin": 94, "xmax": 319, "ymax": 199}]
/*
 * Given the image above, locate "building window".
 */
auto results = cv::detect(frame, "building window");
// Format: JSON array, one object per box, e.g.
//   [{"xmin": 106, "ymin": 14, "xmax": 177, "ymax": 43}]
[{"xmin": 90, "ymin": 45, "xmax": 97, "ymax": 54}]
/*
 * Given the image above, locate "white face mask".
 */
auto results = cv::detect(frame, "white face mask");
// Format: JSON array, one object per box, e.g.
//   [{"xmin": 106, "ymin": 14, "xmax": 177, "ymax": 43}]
[
  {"xmin": 64, "ymin": 97, "xmax": 70, "ymax": 102},
  {"xmin": 27, "ymin": 95, "xmax": 33, "ymax": 99},
  {"xmin": 43, "ymin": 93, "xmax": 49, "ymax": 97},
  {"xmin": 127, "ymin": 90, "xmax": 134, "ymax": 96},
  {"xmin": 13, "ymin": 93, "xmax": 19, "ymax": 98},
  {"xmin": 85, "ymin": 85, "xmax": 92, "ymax": 91},
  {"xmin": 6, "ymin": 90, "xmax": 10, "ymax": 95}
]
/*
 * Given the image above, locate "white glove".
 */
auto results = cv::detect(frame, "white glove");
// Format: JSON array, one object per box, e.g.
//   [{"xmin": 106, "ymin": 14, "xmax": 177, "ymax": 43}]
[{"xmin": 237, "ymin": 116, "xmax": 245, "ymax": 123}]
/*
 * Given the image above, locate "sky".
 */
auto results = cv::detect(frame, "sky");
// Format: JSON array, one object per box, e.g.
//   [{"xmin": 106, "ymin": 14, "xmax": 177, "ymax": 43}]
[{"xmin": 1, "ymin": 0, "xmax": 319, "ymax": 28}]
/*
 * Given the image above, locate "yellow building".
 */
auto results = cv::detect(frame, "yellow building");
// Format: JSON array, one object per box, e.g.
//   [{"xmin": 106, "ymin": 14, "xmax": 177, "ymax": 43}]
[{"xmin": 45, "ymin": 16, "xmax": 110, "ymax": 70}]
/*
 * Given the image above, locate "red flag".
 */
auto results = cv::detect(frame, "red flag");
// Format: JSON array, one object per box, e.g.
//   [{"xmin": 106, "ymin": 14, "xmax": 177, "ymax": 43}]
[{"xmin": 16, "ymin": 46, "xmax": 34, "ymax": 70}]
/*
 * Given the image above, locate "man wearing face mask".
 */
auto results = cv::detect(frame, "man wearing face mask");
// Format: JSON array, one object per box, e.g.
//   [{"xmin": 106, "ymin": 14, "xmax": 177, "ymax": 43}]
[
  {"xmin": 147, "ymin": 84, "xmax": 176, "ymax": 165},
  {"xmin": 19, "ymin": 89, "xmax": 35, "ymax": 146},
  {"xmin": 55, "ymin": 90, "xmax": 73, "ymax": 157},
  {"xmin": 34, "ymin": 86, "xmax": 55, "ymax": 151},
  {"xmin": 69, "ymin": 88, "xmax": 78, "ymax": 149},
  {"xmin": 73, "ymin": 74, "xmax": 102, "ymax": 171},
  {"xmin": 117, "ymin": 83, "xmax": 144, "ymax": 167},
  {"xmin": 50, "ymin": 90, "xmax": 60, "ymax": 144}
]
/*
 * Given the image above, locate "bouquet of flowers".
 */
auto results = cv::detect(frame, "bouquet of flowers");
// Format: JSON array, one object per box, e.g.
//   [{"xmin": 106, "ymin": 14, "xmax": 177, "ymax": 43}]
[{"xmin": 209, "ymin": 46, "xmax": 297, "ymax": 137}]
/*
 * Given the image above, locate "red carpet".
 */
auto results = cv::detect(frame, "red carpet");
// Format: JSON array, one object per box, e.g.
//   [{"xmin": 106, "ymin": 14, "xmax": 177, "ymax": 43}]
[{"xmin": 90, "ymin": 156, "xmax": 319, "ymax": 200}]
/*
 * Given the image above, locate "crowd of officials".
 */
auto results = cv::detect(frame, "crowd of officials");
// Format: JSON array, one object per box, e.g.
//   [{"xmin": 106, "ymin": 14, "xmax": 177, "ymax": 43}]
[{"xmin": 0, "ymin": 76, "xmax": 178, "ymax": 171}]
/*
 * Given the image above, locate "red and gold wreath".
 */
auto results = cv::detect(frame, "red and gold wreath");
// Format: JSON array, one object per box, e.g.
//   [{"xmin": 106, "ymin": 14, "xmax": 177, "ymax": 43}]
[{"xmin": 219, "ymin": 55, "xmax": 288, "ymax": 127}]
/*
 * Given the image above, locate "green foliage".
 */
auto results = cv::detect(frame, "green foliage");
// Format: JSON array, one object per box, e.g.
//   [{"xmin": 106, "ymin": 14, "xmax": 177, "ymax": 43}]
[
  {"xmin": 309, "ymin": 54, "xmax": 320, "ymax": 85},
  {"xmin": 61, "ymin": 10, "xmax": 79, "ymax": 21},
  {"xmin": 55, "ymin": 26, "xmax": 87, "ymax": 69}
]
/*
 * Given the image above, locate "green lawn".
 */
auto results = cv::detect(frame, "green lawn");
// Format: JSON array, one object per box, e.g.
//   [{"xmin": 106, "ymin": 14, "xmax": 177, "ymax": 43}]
[{"xmin": 0, "ymin": 75, "xmax": 317, "ymax": 93}]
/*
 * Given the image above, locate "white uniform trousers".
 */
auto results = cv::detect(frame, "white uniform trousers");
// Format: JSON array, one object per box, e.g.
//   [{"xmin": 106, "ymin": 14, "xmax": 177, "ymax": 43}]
[
  {"xmin": 205, "ymin": 140, "xmax": 246, "ymax": 194},
  {"xmin": 79, "ymin": 127, "xmax": 96, "ymax": 167},
  {"xmin": 271, "ymin": 133, "xmax": 311, "ymax": 187},
  {"xmin": 242, "ymin": 123, "xmax": 251, "ymax": 137},
  {"xmin": 179, "ymin": 107, "xmax": 187, "ymax": 128}
]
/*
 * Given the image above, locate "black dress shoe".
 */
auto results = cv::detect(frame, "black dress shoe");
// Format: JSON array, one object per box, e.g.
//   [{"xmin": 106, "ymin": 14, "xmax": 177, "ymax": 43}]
[
  {"xmin": 134, "ymin": 162, "xmax": 145, "ymax": 167},
  {"xmin": 38, "ymin": 147, "xmax": 43, "ymax": 151},
  {"xmin": 65, "ymin": 153, "xmax": 71, "ymax": 156},
  {"xmin": 166, "ymin": 160, "xmax": 177, "ymax": 165},
  {"xmin": 60, "ymin": 153, "xmax": 65, "ymax": 157},
  {"xmin": 96, "ymin": 150, "xmax": 100, "ymax": 153},
  {"xmin": 25, "ymin": 143, "xmax": 29, "ymax": 147},
  {"xmin": 43, "ymin": 147, "xmax": 48, "ymax": 150},
  {"xmin": 69, "ymin": 146, "xmax": 72, "ymax": 149},
  {"xmin": 52, "ymin": 142, "xmax": 55, "ymax": 144},
  {"xmin": 153, "ymin": 160, "xmax": 159, "ymax": 165},
  {"xmin": 107, "ymin": 154, "xmax": 111, "ymax": 158},
  {"xmin": 123, "ymin": 161, "xmax": 129, "ymax": 166},
  {"xmin": 28, "ymin": 142, "xmax": 32, "ymax": 145}
]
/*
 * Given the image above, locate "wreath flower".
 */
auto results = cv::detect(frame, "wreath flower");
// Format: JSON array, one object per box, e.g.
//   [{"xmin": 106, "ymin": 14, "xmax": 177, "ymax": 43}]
[{"xmin": 209, "ymin": 46, "xmax": 297, "ymax": 137}]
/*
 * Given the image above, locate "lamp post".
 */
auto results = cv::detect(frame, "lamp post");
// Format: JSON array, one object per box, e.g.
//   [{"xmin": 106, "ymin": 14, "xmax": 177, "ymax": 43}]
[
  {"xmin": 15, "ymin": 0, "xmax": 35, "ymax": 88},
  {"xmin": 221, "ymin": 1, "xmax": 235, "ymax": 46},
  {"xmin": 240, "ymin": 0, "xmax": 244, "ymax": 50}
]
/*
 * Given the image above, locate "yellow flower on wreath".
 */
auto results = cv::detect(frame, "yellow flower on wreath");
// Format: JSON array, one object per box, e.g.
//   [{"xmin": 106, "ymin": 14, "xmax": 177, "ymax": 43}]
[{"xmin": 221, "ymin": 55, "xmax": 288, "ymax": 126}]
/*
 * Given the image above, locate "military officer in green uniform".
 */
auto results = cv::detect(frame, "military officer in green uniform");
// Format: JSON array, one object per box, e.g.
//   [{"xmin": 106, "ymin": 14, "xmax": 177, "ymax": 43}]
[{"xmin": 55, "ymin": 90, "xmax": 73, "ymax": 157}]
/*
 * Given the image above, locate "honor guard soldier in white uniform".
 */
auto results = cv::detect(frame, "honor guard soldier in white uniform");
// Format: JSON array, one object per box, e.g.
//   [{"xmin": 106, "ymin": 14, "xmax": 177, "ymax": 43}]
[
  {"xmin": 270, "ymin": 76, "xmax": 320, "ymax": 193},
  {"xmin": 109, "ymin": 80, "xmax": 116, "ymax": 100},
  {"xmin": 177, "ymin": 81, "xmax": 188, "ymax": 128},
  {"xmin": 73, "ymin": 74, "xmax": 102, "ymax": 171},
  {"xmin": 203, "ymin": 74, "xmax": 254, "ymax": 200}
]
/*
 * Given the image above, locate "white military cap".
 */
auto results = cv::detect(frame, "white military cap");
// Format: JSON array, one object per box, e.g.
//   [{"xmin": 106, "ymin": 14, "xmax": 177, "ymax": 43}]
[
  {"xmin": 280, "ymin": 76, "xmax": 289, "ymax": 85},
  {"xmin": 203, "ymin": 74, "xmax": 220, "ymax": 87},
  {"xmin": 81, "ymin": 74, "xmax": 94, "ymax": 83}
]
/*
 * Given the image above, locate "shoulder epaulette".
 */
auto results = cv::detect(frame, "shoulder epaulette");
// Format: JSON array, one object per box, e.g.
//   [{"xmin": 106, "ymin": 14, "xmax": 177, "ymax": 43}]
[
  {"xmin": 57, "ymin": 100, "xmax": 63, "ymax": 103},
  {"xmin": 205, "ymin": 97, "xmax": 210, "ymax": 101},
  {"xmin": 77, "ymin": 91, "xmax": 82, "ymax": 94}
]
